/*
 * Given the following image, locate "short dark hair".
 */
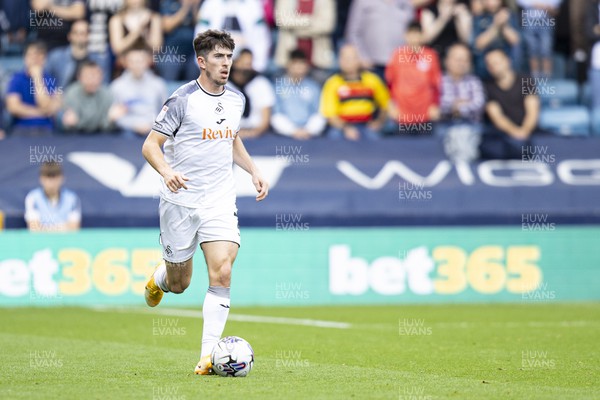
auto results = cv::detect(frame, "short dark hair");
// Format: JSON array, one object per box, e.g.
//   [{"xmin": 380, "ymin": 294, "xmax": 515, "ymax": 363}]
[
  {"xmin": 289, "ymin": 49, "xmax": 308, "ymax": 62},
  {"xmin": 485, "ymin": 48, "xmax": 509, "ymax": 59},
  {"xmin": 40, "ymin": 162, "xmax": 63, "ymax": 177},
  {"xmin": 77, "ymin": 60, "xmax": 101, "ymax": 76},
  {"xmin": 70, "ymin": 19, "xmax": 88, "ymax": 32},
  {"xmin": 25, "ymin": 41, "xmax": 47, "ymax": 55},
  {"xmin": 446, "ymin": 42, "xmax": 471, "ymax": 58},
  {"xmin": 407, "ymin": 21, "xmax": 422, "ymax": 32},
  {"xmin": 125, "ymin": 39, "xmax": 152, "ymax": 55},
  {"xmin": 193, "ymin": 29, "xmax": 235, "ymax": 58},
  {"xmin": 237, "ymin": 48, "xmax": 253, "ymax": 59}
]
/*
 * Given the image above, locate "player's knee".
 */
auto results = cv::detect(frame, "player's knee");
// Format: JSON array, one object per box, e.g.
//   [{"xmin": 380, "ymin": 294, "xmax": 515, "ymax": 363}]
[{"xmin": 216, "ymin": 261, "xmax": 232, "ymax": 286}]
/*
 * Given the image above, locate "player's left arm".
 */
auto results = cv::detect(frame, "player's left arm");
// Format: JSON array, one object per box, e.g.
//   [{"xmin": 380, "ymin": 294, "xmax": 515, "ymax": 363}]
[{"xmin": 232, "ymin": 135, "xmax": 269, "ymax": 201}]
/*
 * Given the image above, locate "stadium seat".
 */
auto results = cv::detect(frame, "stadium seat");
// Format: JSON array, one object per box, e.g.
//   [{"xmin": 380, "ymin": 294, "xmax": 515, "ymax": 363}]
[
  {"xmin": 166, "ymin": 80, "xmax": 188, "ymax": 95},
  {"xmin": 581, "ymin": 82, "xmax": 592, "ymax": 108},
  {"xmin": 586, "ymin": 69, "xmax": 600, "ymax": 109},
  {"xmin": 590, "ymin": 108, "xmax": 600, "ymax": 137},
  {"xmin": 0, "ymin": 56, "xmax": 24, "ymax": 75},
  {"xmin": 551, "ymin": 53, "xmax": 566, "ymax": 79},
  {"xmin": 538, "ymin": 79, "xmax": 579, "ymax": 108},
  {"xmin": 0, "ymin": 56, "xmax": 24, "ymax": 94},
  {"xmin": 539, "ymin": 106, "xmax": 590, "ymax": 136}
]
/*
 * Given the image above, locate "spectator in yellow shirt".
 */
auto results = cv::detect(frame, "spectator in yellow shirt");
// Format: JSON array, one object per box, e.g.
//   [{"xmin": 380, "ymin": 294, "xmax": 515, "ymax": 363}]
[{"xmin": 320, "ymin": 45, "xmax": 390, "ymax": 140}]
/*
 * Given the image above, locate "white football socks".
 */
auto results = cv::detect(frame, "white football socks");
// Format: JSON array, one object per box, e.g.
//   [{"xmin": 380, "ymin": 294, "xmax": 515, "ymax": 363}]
[
  {"xmin": 153, "ymin": 261, "xmax": 169, "ymax": 292},
  {"xmin": 200, "ymin": 286, "xmax": 231, "ymax": 358}
]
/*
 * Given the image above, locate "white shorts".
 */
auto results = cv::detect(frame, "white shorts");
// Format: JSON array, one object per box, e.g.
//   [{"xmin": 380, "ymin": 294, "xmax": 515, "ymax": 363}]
[{"xmin": 159, "ymin": 198, "xmax": 240, "ymax": 263}]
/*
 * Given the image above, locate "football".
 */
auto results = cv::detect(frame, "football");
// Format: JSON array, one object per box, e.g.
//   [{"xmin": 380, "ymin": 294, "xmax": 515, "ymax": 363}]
[{"xmin": 211, "ymin": 336, "xmax": 254, "ymax": 377}]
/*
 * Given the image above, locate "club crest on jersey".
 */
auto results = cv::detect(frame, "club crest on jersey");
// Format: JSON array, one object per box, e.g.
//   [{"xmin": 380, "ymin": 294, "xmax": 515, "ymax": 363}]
[
  {"xmin": 215, "ymin": 102, "xmax": 224, "ymax": 115},
  {"xmin": 202, "ymin": 127, "xmax": 236, "ymax": 140}
]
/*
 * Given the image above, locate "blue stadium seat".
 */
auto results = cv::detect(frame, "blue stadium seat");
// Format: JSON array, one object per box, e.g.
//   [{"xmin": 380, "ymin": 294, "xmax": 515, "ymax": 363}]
[
  {"xmin": 538, "ymin": 79, "xmax": 579, "ymax": 108},
  {"xmin": 0, "ymin": 56, "xmax": 24, "ymax": 75},
  {"xmin": 590, "ymin": 108, "xmax": 600, "ymax": 136},
  {"xmin": 0, "ymin": 56, "xmax": 24, "ymax": 95},
  {"xmin": 551, "ymin": 53, "xmax": 566, "ymax": 79},
  {"xmin": 166, "ymin": 80, "xmax": 188, "ymax": 95},
  {"xmin": 539, "ymin": 106, "xmax": 590, "ymax": 136},
  {"xmin": 581, "ymin": 82, "xmax": 592, "ymax": 108}
]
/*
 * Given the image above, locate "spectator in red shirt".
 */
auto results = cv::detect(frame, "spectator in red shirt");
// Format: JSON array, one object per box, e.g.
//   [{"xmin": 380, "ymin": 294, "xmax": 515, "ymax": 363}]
[{"xmin": 385, "ymin": 22, "xmax": 442, "ymax": 134}]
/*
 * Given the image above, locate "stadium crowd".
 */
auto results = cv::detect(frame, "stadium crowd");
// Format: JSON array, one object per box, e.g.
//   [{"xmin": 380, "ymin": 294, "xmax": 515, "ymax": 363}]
[{"xmin": 0, "ymin": 0, "xmax": 598, "ymax": 157}]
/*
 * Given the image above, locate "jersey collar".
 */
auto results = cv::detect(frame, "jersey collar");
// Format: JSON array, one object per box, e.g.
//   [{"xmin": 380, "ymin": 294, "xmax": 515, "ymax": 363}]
[{"xmin": 196, "ymin": 79, "xmax": 225, "ymax": 97}]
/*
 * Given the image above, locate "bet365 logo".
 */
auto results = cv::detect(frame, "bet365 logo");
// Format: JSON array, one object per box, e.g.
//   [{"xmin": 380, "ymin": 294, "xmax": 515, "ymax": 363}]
[{"xmin": 329, "ymin": 245, "xmax": 542, "ymax": 296}]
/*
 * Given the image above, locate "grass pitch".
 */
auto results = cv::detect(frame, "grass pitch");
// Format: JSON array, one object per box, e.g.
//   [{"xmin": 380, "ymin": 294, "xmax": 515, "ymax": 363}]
[{"xmin": 0, "ymin": 304, "xmax": 598, "ymax": 400}]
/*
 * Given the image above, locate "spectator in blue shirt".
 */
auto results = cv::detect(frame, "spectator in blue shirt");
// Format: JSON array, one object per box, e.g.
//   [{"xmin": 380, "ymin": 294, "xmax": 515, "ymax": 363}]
[
  {"xmin": 5, "ymin": 41, "xmax": 62, "ymax": 137},
  {"xmin": 271, "ymin": 49, "xmax": 326, "ymax": 139},
  {"xmin": 156, "ymin": 0, "xmax": 200, "ymax": 81},
  {"xmin": 473, "ymin": 0, "xmax": 521, "ymax": 79},
  {"xmin": 25, "ymin": 162, "xmax": 81, "ymax": 232},
  {"xmin": 46, "ymin": 20, "xmax": 104, "ymax": 89}
]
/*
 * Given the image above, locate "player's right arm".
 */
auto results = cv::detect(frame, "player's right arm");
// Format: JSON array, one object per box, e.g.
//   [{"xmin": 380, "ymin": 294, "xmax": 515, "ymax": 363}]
[{"xmin": 142, "ymin": 131, "xmax": 189, "ymax": 193}]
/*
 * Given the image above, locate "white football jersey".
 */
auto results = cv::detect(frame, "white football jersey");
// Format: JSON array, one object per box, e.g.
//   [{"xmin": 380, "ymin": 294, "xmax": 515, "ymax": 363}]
[{"xmin": 152, "ymin": 80, "xmax": 245, "ymax": 209}]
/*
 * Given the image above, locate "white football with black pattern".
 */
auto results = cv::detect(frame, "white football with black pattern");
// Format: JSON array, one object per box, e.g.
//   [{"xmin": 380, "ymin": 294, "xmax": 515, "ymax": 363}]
[{"xmin": 211, "ymin": 336, "xmax": 254, "ymax": 377}]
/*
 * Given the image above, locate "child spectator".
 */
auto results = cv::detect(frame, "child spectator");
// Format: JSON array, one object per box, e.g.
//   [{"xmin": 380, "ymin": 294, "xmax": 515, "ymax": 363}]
[
  {"xmin": 272, "ymin": 50, "xmax": 326, "ymax": 139},
  {"xmin": 110, "ymin": 45, "xmax": 167, "ymax": 137},
  {"xmin": 25, "ymin": 162, "xmax": 81, "ymax": 232},
  {"xmin": 385, "ymin": 22, "xmax": 442, "ymax": 133}
]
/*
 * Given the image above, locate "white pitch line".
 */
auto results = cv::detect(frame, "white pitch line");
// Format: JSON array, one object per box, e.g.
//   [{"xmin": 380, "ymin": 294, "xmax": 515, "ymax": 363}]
[
  {"xmin": 434, "ymin": 320, "xmax": 597, "ymax": 329},
  {"xmin": 91, "ymin": 306, "xmax": 351, "ymax": 329}
]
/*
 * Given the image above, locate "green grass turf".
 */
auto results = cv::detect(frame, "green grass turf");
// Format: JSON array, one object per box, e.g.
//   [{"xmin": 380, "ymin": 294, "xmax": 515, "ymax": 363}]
[{"xmin": 0, "ymin": 304, "xmax": 598, "ymax": 400}]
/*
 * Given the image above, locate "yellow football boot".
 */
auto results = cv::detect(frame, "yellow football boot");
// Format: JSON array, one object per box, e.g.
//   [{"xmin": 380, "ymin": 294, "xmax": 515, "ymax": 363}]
[
  {"xmin": 144, "ymin": 274, "xmax": 164, "ymax": 307},
  {"xmin": 194, "ymin": 355, "xmax": 214, "ymax": 375}
]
